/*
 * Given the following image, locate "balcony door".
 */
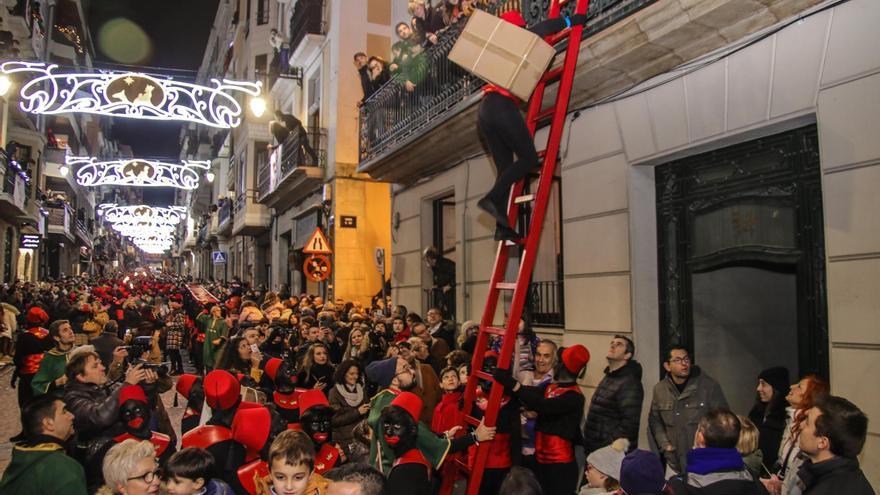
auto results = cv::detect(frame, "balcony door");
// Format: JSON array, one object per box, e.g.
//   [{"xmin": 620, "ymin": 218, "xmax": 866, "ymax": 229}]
[{"xmin": 656, "ymin": 125, "xmax": 828, "ymax": 413}]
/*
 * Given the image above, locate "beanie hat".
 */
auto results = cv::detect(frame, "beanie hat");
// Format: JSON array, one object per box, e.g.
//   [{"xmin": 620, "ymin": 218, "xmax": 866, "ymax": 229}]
[
  {"xmin": 586, "ymin": 438, "xmax": 629, "ymax": 481},
  {"xmin": 232, "ymin": 406, "xmax": 272, "ymax": 458},
  {"xmin": 299, "ymin": 389, "xmax": 331, "ymax": 416},
  {"xmin": 390, "ymin": 391, "xmax": 423, "ymax": 422},
  {"xmin": 119, "ymin": 384, "xmax": 147, "ymax": 407},
  {"xmin": 758, "ymin": 366, "xmax": 790, "ymax": 395},
  {"xmin": 175, "ymin": 374, "xmax": 199, "ymax": 399},
  {"xmin": 561, "ymin": 344, "xmax": 590, "ymax": 374},
  {"xmin": 26, "ymin": 306, "xmax": 49, "ymax": 324},
  {"xmin": 203, "ymin": 370, "xmax": 241, "ymax": 410},
  {"xmin": 620, "ymin": 449, "xmax": 666, "ymax": 495},
  {"xmin": 264, "ymin": 358, "xmax": 283, "ymax": 382},
  {"xmin": 366, "ymin": 357, "xmax": 398, "ymax": 388},
  {"xmin": 500, "ymin": 10, "xmax": 527, "ymax": 27}
]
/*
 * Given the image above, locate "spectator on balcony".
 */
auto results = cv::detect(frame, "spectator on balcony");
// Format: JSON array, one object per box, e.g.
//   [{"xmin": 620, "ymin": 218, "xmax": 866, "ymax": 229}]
[
  {"xmin": 409, "ymin": 0, "xmax": 444, "ymax": 46},
  {"xmin": 390, "ymin": 23, "xmax": 427, "ymax": 93},
  {"xmin": 354, "ymin": 52, "xmax": 372, "ymax": 100},
  {"xmin": 270, "ymin": 28, "xmax": 291, "ymax": 73},
  {"xmin": 268, "ymin": 110, "xmax": 319, "ymax": 166}
]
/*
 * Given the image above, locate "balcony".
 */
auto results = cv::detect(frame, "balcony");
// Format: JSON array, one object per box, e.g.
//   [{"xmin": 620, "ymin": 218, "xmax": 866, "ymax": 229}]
[
  {"xmin": 47, "ymin": 204, "xmax": 74, "ymax": 241},
  {"xmin": 357, "ymin": 0, "xmax": 820, "ymax": 183},
  {"xmin": 0, "ymin": 156, "xmax": 31, "ymax": 221},
  {"xmin": 74, "ymin": 218, "xmax": 92, "ymax": 247},
  {"xmin": 0, "ymin": 0, "xmax": 38, "ymax": 59},
  {"xmin": 258, "ymin": 128, "xmax": 326, "ymax": 211},
  {"xmin": 288, "ymin": 0, "xmax": 325, "ymax": 66},
  {"xmin": 208, "ymin": 210, "xmax": 220, "ymax": 240},
  {"xmin": 217, "ymin": 198, "xmax": 234, "ymax": 237},
  {"xmin": 232, "ymin": 192, "xmax": 271, "ymax": 236}
]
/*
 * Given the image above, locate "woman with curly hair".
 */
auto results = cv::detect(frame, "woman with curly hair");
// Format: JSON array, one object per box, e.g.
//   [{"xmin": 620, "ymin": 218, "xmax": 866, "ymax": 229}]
[{"xmin": 327, "ymin": 359, "xmax": 370, "ymax": 453}]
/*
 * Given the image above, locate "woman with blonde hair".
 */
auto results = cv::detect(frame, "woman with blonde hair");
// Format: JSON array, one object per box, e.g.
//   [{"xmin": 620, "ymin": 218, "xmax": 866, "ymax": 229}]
[
  {"xmin": 297, "ymin": 343, "xmax": 334, "ymax": 393},
  {"xmin": 261, "ymin": 291, "xmax": 284, "ymax": 321},
  {"xmin": 341, "ymin": 327, "xmax": 369, "ymax": 362},
  {"xmin": 737, "ymin": 415, "xmax": 763, "ymax": 480},
  {"xmin": 239, "ymin": 300, "xmax": 264, "ymax": 324},
  {"xmin": 98, "ymin": 439, "xmax": 160, "ymax": 494}
]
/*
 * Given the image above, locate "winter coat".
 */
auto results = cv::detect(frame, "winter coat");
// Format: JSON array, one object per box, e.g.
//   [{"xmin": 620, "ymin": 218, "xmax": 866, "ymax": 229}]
[
  {"xmin": 328, "ymin": 383, "xmax": 368, "ymax": 449},
  {"xmin": 0, "ymin": 437, "xmax": 88, "ymax": 495},
  {"xmin": 667, "ymin": 448, "xmax": 769, "ymax": 495},
  {"xmin": 63, "ymin": 379, "xmax": 124, "ymax": 441},
  {"xmin": 0, "ymin": 302, "xmax": 19, "ymax": 338},
  {"xmin": 583, "ymin": 359, "xmax": 645, "ymax": 454},
  {"xmin": 798, "ymin": 457, "xmax": 875, "ymax": 495},
  {"xmin": 649, "ymin": 367, "xmax": 728, "ymax": 472}
]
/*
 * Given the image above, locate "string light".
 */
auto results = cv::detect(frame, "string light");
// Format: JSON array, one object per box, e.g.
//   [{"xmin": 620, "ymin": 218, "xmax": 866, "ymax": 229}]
[{"xmin": 68, "ymin": 156, "xmax": 210, "ymax": 189}]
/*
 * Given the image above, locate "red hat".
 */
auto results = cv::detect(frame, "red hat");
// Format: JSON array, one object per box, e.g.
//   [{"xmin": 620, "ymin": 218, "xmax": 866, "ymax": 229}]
[
  {"xmin": 561, "ymin": 345, "xmax": 590, "ymax": 374},
  {"xmin": 390, "ymin": 391, "xmax": 423, "ymax": 422},
  {"xmin": 81, "ymin": 303, "xmax": 92, "ymax": 313},
  {"xmin": 298, "ymin": 389, "xmax": 330, "ymax": 416},
  {"xmin": 203, "ymin": 370, "xmax": 241, "ymax": 410},
  {"xmin": 119, "ymin": 384, "xmax": 147, "ymax": 407},
  {"xmin": 264, "ymin": 358, "xmax": 283, "ymax": 381},
  {"xmin": 176, "ymin": 374, "xmax": 199, "ymax": 399},
  {"xmin": 500, "ymin": 10, "xmax": 527, "ymax": 27},
  {"xmin": 484, "ymin": 350, "xmax": 500, "ymax": 361},
  {"xmin": 232, "ymin": 406, "xmax": 272, "ymax": 457},
  {"xmin": 26, "ymin": 307, "xmax": 49, "ymax": 324}
]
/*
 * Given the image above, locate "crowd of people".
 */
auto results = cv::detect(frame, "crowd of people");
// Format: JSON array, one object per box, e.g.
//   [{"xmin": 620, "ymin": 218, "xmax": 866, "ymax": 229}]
[{"xmin": 0, "ymin": 272, "xmax": 873, "ymax": 495}]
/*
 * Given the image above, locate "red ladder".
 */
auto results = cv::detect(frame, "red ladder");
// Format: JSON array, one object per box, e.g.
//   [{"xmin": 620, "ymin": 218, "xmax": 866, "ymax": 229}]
[{"xmin": 441, "ymin": 1, "xmax": 590, "ymax": 494}]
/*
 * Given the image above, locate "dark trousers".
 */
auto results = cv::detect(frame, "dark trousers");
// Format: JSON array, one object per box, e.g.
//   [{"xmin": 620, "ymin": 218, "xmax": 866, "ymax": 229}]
[
  {"xmin": 478, "ymin": 92, "xmax": 540, "ymax": 211},
  {"xmin": 166, "ymin": 349, "xmax": 183, "ymax": 374},
  {"xmin": 536, "ymin": 461, "xmax": 579, "ymax": 495},
  {"xmin": 17, "ymin": 374, "xmax": 35, "ymax": 407}
]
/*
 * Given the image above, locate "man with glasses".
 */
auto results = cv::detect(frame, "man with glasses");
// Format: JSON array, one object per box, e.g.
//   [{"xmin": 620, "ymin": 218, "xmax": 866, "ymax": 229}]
[{"xmin": 649, "ymin": 345, "xmax": 728, "ymax": 476}]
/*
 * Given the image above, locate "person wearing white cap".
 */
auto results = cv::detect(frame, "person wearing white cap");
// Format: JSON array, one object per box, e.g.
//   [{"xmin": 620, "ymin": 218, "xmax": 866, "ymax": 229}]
[{"xmin": 580, "ymin": 438, "xmax": 630, "ymax": 495}]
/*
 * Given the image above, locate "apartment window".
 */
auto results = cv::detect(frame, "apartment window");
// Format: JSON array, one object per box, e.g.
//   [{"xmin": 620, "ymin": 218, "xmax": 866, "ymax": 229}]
[
  {"xmin": 257, "ymin": 0, "xmax": 269, "ymax": 25},
  {"xmin": 255, "ymin": 54, "xmax": 268, "ymax": 79},
  {"xmin": 255, "ymin": 141, "xmax": 270, "ymax": 196},
  {"xmin": 425, "ymin": 194, "xmax": 456, "ymax": 318}
]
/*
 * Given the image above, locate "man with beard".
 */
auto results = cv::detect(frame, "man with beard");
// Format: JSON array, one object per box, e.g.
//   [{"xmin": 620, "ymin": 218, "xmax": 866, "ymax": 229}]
[
  {"xmin": 299, "ymin": 389, "xmax": 346, "ymax": 474},
  {"xmin": 382, "ymin": 391, "xmax": 431, "ymax": 495},
  {"xmin": 231, "ymin": 405, "xmax": 292, "ymax": 495},
  {"xmin": 365, "ymin": 356, "xmax": 496, "ymax": 475},
  {"xmin": 176, "ymin": 374, "xmax": 205, "ymax": 434},
  {"xmin": 264, "ymin": 357, "xmax": 303, "ymax": 424},
  {"xmin": 493, "ymin": 344, "xmax": 590, "ymax": 495},
  {"xmin": 31, "ymin": 320, "xmax": 77, "ymax": 396}
]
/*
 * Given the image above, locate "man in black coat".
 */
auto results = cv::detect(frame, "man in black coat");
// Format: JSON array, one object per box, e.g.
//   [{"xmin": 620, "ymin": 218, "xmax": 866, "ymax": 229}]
[
  {"xmin": 583, "ymin": 335, "xmax": 644, "ymax": 455},
  {"xmin": 90, "ymin": 320, "xmax": 124, "ymax": 371},
  {"xmin": 796, "ymin": 395, "xmax": 874, "ymax": 495}
]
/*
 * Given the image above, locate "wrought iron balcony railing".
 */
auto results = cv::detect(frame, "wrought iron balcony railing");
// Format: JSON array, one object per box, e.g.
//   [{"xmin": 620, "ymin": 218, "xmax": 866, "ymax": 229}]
[
  {"xmin": 358, "ymin": 0, "xmax": 658, "ymax": 165},
  {"xmin": 218, "ymin": 199, "xmax": 233, "ymax": 226},
  {"xmin": 258, "ymin": 127, "xmax": 326, "ymax": 201},
  {"xmin": 289, "ymin": 0, "xmax": 325, "ymax": 52}
]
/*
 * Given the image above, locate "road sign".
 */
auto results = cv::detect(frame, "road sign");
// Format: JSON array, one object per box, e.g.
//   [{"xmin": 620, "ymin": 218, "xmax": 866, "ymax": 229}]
[
  {"xmin": 303, "ymin": 227, "xmax": 332, "ymax": 254},
  {"xmin": 304, "ymin": 254, "xmax": 332, "ymax": 281},
  {"xmin": 374, "ymin": 247, "xmax": 385, "ymax": 274},
  {"xmin": 212, "ymin": 251, "xmax": 228, "ymax": 264}
]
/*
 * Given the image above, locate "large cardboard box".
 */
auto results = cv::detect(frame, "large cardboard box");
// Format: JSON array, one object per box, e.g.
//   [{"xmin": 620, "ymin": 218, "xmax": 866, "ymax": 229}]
[{"xmin": 448, "ymin": 9, "xmax": 556, "ymax": 101}]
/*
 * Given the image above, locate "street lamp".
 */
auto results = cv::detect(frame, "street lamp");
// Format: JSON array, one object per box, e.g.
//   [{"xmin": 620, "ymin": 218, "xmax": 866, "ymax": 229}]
[
  {"xmin": 249, "ymin": 96, "xmax": 267, "ymax": 118},
  {"xmin": 0, "ymin": 75, "xmax": 11, "ymax": 97},
  {"xmin": 59, "ymin": 164, "xmax": 69, "ymax": 176},
  {"xmin": 206, "ymin": 171, "xmax": 215, "ymax": 183}
]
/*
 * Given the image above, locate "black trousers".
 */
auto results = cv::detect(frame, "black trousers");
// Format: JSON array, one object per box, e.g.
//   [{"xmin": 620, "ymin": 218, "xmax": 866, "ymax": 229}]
[
  {"xmin": 477, "ymin": 92, "xmax": 540, "ymax": 210},
  {"xmin": 536, "ymin": 461, "xmax": 579, "ymax": 495}
]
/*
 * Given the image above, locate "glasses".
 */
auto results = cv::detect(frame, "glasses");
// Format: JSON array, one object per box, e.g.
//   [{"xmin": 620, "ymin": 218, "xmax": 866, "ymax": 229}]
[
  {"xmin": 128, "ymin": 468, "xmax": 160, "ymax": 484},
  {"xmin": 669, "ymin": 356, "xmax": 691, "ymax": 365}
]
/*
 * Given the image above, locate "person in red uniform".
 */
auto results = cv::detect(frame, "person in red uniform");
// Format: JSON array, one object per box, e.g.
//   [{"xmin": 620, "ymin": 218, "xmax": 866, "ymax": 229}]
[
  {"xmin": 383, "ymin": 391, "xmax": 432, "ymax": 495},
  {"xmin": 264, "ymin": 357, "xmax": 303, "ymax": 424},
  {"xmin": 299, "ymin": 389, "xmax": 346, "ymax": 474},
  {"xmin": 175, "ymin": 374, "xmax": 204, "ymax": 434},
  {"xmin": 231, "ymin": 405, "xmax": 291, "ymax": 495},
  {"xmin": 476, "ymin": 10, "xmax": 589, "ymax": 240},
  {"xmin": 493, "ymin": 344, "xmax": 590, "ymax": 495},
  {"xmin": 11, "ymin": 306, "xmax": 53, "ymax": 409}
]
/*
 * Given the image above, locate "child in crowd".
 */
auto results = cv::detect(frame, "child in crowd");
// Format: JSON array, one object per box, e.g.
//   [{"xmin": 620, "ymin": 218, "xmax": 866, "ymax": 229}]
[
  {"xmin": 164, "ymin": 447, "xmax": 234, "ymax": 495},
  {"xmin": 737, "ymin": 415, "xmax": 764, "ymax": 480},
  {"xmin": 580, "ymin": 438, "xmax": 629, "ymax": 495},
  {"xmin": 258, "ymin": 429, "xmax": 329, "ymax": 495}
]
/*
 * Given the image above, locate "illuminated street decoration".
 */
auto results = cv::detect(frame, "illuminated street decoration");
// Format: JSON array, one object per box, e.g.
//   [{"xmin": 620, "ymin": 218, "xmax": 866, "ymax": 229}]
[
  {"xmin": 1, "ymin": 61, "xmax": 262, "ymax": 129},
  {"xmin": 98, "ymin": 204, "xmax": 187, "ymax": 226},
  {"xmin": 112, "ymin": 222, "xmax": 177, "ymax": 237},
  {"xmin": 69, "ymin": 157, "xmax": 210, "ymax": 189}
]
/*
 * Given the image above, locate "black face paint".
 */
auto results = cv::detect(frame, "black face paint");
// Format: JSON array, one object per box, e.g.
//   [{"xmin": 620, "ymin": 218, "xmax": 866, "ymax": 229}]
[
  {"xmin": 302, "ymin": 407, "xmax": 333, "ymax": 445},
  {"xmin": 381, "ymin": 405, "xmax": 418, "ymax": 455},
  {"xmin": 481, "ymin": 356, "xmax": 498, "ymax": 391},
  {"xmin": 275, "ymin": 361, "xmax": 297, "ymax": 394},
  {"xmin": 120, "ymin": 400, "xmax": 150, "ymax": 435}
]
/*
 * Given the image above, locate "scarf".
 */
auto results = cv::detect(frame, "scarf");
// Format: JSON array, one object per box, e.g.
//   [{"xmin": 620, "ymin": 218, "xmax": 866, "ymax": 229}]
[
  {"xmin": 334, "ymin": 382, "xmax": 364, "ymax": 407},
  {"xmin": 686, "ymin": 447, "xmax": 745, "ymax": 475}
]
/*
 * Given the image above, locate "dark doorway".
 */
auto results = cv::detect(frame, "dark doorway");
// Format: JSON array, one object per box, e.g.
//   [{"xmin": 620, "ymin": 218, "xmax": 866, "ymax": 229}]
[{"xmin": 656, "ymin": 125, "xmax": 828, "ymax": 413}]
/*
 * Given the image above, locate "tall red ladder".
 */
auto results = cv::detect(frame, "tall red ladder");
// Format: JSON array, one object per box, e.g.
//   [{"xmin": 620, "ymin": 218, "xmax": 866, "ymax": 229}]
[{"xmin": 440, "ymin": 0, "xmax": 590, "ymax": 494}]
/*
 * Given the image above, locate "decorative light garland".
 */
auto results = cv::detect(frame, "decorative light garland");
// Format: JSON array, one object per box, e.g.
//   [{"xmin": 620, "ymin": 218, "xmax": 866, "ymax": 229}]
[
  {"xmin": 68, "ymin": 156, "xmax": 210, "ymax": 189},
  {"xmin": 1, "ymin": 62, "xmax": 262, "ymax": 128},
  {"xmin": 97, "ymin": 204, "xmax": 187, "ymax": 226}
]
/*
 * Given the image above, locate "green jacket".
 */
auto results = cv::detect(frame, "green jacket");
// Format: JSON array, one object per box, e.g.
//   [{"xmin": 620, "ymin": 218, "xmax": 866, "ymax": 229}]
[
  {"xmin": 367, "ymin": 388, "xmax": 451, "ymax": 475},
  {"xmin": 31, "ymin": 348, "xmax": 72, "ymax": 396},
  {"xmin": 202, "ymin": 317, "xmax": 228, "ymax": 370},
  {"xmin": 0, "ymin": 439, "xmax": 87, "ymax": 495}
]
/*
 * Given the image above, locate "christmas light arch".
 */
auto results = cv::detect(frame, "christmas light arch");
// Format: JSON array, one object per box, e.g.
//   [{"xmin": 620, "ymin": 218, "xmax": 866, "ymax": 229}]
[{"xmin": 70, "ymin": 157, "xmax": 210, "ymax": 190}]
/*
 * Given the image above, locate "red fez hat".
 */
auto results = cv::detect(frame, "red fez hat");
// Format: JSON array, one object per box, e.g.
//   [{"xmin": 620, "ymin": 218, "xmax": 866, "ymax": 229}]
[
  {"xmin": 561, "ymin": 344, "xmax": 590, "ymax": 374},
  {"xmin": 81, "ymin": 304, "xmax": 92, "ymax": 313},
  {"xmin": 264, "ymin": 358, "xmax": 283, "ymax": 382},
  {"xmin": 204, "ymin": 370, "xmax": 241, "ymax": 410},
  {"xmin": 232, "ymin": 406, "xmax": 272, "ymax": 458},
  {"xmin": 484, "ymin": 350, "xmax": 500, "ymax": 361},
  {"xmin": 500, "ymin": 10, "xmax": 527, "ymax": 27},
  {"xmin": 119, "ymin": 384, "xmax": 147, "ymax": 407},
  {"xmin": 26, "ymin": 306, "xmax": 49, "ymax": 324},
  {"xmin": 298, "ymin": 389, "xmax": 330, "ymax": 416},
  {"xmin": 390, "ymin": 391, "xmax": 423, "ymax": 422},
  {"xmin": 176, "ymin": 374, "xmax": 199, "ymax": 399}
]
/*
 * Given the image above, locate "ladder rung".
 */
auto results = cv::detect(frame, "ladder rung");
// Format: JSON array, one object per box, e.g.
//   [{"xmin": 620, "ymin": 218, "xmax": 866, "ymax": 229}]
[
  {"xmin": 463, "ymin": 414, "xmax": 480, "ymax": 427},
  {"xmin": 473, "ymin": 370, "xmax": 492, "ymax": 381},
  {"xmin": 495, "ymin": 282, "xmax": 517, "ymax": 290},
  {"xmin": 514, "ymin": 194, "xmax": 535, "ymax": 204},
  {"xmin": 483, "ymin": 326, "xmax": 506, "ymax": 336},
  {"xmin": 453, "ymin": 458, "xmax": 470, "ymax": 472},
  {"xmin": 504, "ymin": 238, "xmax": 525, "ymax": 246},
  {"xmin": 542, "ymin": 66, "xmax": 564, "ymax": 82},
  {"xmin": 532, "ymin": 107, "xmax": 555, "ymax": 123},
  {"xmin": 548, "ymin": 27, "xmax": 572, "ymax": 46}
]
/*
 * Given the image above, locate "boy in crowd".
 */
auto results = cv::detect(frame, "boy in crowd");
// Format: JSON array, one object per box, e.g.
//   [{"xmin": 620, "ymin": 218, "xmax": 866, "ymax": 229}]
[
  {"xmin": 258, "ymin": 429, "xmax": 329, "ymax": 495},
  {"xmin": 164, "ymin": 447, "xmax": 233, "ymax": 495}
]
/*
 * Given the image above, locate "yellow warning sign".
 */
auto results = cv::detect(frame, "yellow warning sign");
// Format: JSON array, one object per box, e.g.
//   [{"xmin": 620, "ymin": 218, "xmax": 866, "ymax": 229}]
[{"xmin": 303, "ymin": 227, "xmax": 332, "ymax": 254}]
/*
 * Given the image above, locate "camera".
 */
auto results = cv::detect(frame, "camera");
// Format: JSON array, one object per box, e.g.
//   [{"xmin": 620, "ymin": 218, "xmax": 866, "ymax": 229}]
[{"xmin": 124, "ymin": 336, "xmax": 170, "ymax": 378}]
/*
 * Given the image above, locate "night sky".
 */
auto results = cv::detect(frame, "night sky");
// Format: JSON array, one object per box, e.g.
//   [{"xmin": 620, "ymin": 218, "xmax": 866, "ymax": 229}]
[{"xmin": 86, "ymin": 0, "xmax": 220, "ymax": 205}]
